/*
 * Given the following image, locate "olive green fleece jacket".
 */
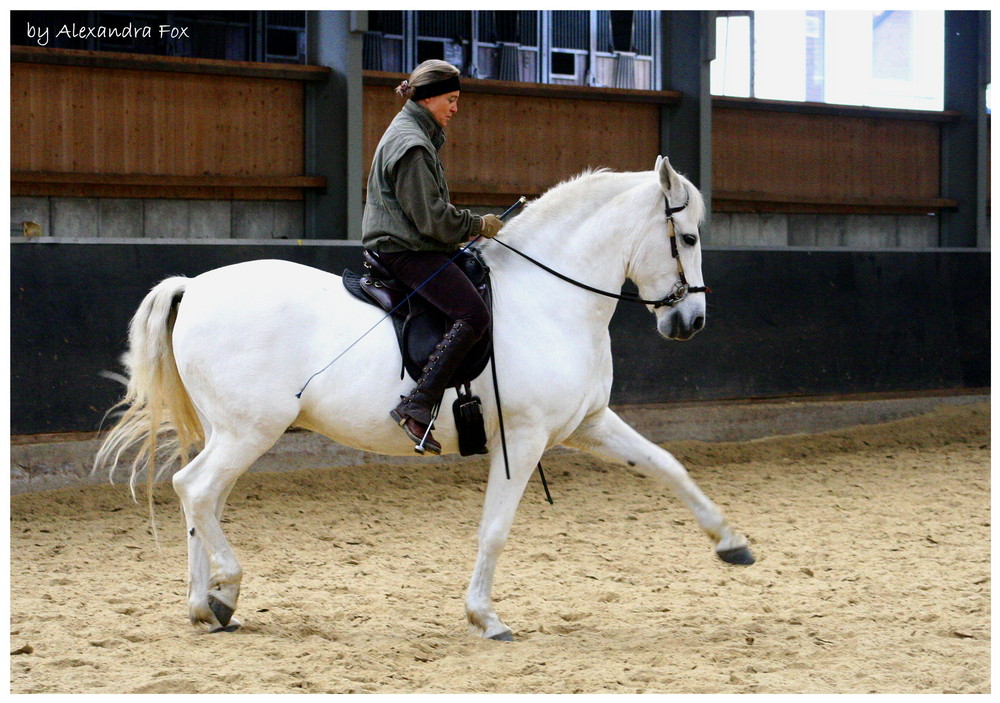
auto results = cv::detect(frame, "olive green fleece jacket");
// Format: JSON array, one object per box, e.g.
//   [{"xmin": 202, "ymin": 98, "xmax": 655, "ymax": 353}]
[{"xmin": 362, "ymin": 100, "xmax": 483, "ymax": 253}]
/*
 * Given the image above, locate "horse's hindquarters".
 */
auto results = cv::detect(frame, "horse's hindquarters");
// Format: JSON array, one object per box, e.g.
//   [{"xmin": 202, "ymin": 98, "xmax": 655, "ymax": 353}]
[
  {"xmin": 171, "ymin": 259, "xmax": 459, "ymax": 456},
  {"xmin": 171, "ymin": 261, "xmax": 355, "ymax": 435}
]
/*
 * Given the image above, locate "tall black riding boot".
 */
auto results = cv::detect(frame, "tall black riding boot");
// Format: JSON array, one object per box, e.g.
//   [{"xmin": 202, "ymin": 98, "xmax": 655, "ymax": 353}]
[{"xmin": 390, "ymin": 319, "xmax": 478, "ymax": 455}]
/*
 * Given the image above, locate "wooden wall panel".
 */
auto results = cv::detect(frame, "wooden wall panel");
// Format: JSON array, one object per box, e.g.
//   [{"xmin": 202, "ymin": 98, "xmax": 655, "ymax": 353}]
[
  {"xmin": 11, "ymin": 59, "xmax": 307, "ymax": 198},
  {"xmin": 363, "ymin": 83, "xmax": 663, "ymax": 205},
  {"xmin": 713, "ymin": 106, "xmax": 946, "ymax": 212}
]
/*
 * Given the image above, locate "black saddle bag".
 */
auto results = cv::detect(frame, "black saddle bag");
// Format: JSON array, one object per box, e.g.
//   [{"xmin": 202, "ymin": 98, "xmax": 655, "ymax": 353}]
[{"xmin": 453, "ymin": 384, "xmax": 488, "ymax": 456}]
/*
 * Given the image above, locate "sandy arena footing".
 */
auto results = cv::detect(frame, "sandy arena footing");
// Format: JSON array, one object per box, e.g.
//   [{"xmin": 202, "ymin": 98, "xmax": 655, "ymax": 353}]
[
  {"xmin": 9, "ymin": 399, "xmax": 990, "ymax": 693},
  {"xmin": 10, "ymin": 391, "xmax": 988, "ymax": 494}
]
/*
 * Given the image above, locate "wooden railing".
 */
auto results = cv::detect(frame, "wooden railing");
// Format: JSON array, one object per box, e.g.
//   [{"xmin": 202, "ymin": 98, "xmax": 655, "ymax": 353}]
[
  {"xmin": 364, "ymin": 71, "xmax": 961, "ymax": 215},
  {"xmin": 11, "ymin": 47, "xmax": 329, "ymax": 200},
  {"xmin": 12, "ymin": 49, "xmax": 967, "ymax": 217},
  {"xmin": 363, "ymin": 71, "xmax": 681, "ymax": 206},
  {"xmin": 712, "ymin": 97, "xmax": 961, "ymax": 215}
]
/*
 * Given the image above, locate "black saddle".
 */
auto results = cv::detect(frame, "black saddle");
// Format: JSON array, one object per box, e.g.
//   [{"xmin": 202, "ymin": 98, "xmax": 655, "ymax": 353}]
[{"xmin": 342, "ymin": 248, "xmax": 493, "ymax": 388}]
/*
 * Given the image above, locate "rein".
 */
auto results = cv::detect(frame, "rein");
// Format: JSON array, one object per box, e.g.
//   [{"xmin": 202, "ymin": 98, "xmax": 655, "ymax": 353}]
[{"xmin": 493, "ymin": 195, "xmax": 710, "ymax": 308}]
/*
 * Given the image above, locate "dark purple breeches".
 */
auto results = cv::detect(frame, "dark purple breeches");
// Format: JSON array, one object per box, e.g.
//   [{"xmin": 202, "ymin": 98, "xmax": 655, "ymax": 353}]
[{"xmin": 377, "ymin": 249, "xmax": 490, "ymax": 342}]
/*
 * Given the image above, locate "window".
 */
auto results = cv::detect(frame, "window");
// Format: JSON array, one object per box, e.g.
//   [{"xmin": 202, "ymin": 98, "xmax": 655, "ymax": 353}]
[
  {"xmin": 365, "ymin": 11, "xmax": 405, "ymax": 73},
  {"xmin": 10, "ymin": 10, "xmax": 307, "ymax": 63},
  {"xmin": 361, "ymin": 11, "xmax": 658, "ymax": 89},
  {"xmin": 712, "ymin": 12, "xmax": 752, "ymax": 98},
  {"xmin": 551, "ymin": 10, "xmax": 589, "ymax": 51},
  {"xmin": 551, "ymin": 51, "xmax": 576, "ymax": 77},
  {"xmin": 417, "ymin": 11, "xmax": 470, "ymax": 68},
  {"xmin": 711, "ymin": 10, "xmax": 944, "ymax": 110},
  {"xmin": 597, "ymin": 11, "xmax": 653, "ymax": 56},
  {"xmin": 480, "ymin": 10, "xmax": 535, "ymax": 45}
]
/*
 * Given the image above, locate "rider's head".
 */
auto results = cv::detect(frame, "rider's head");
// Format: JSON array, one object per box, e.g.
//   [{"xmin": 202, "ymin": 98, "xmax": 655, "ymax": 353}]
[{"xmin": 395, "ymin": 60, "xmax": 462, "ymax": 129}]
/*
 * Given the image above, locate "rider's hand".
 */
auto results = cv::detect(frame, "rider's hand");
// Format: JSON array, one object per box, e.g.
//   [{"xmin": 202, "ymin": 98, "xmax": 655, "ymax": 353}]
[{"xmin": 479, "ymin": 214, "xmax": 504, "ymax": 239}]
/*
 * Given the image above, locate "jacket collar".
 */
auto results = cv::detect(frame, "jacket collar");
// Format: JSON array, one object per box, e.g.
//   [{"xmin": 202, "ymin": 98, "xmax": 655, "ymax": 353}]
[{"xmin": 402, "ymin": 99, "xmax": 445, "ymax": 150}]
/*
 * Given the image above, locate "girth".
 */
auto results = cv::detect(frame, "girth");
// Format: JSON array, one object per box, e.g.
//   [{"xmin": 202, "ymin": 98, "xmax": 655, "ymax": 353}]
[{"xmin": 342, "ymin": 248, "xmax": 494, "ymax": 387}]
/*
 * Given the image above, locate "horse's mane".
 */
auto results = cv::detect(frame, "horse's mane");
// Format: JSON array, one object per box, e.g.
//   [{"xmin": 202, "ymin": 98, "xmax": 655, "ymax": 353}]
[
  {"xmin": 497, "ymin": 166, "xmax": 703, "ymax": 243},
  {"xmin": 505, "ymin": 168, "xmax": 649, "ymax": 242}
]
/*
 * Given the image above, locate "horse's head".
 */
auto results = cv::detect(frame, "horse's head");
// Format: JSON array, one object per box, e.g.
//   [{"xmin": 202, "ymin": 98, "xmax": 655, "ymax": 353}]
[{"xmin": 627, "ymin": 156, "xmax": 708, "ymax": 342}]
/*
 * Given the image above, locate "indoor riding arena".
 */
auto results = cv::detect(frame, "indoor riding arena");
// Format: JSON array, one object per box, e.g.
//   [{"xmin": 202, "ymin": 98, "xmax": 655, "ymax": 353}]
[{"xmin": 10, "ymin": 11, "xmax": 990, "ymax": 695}]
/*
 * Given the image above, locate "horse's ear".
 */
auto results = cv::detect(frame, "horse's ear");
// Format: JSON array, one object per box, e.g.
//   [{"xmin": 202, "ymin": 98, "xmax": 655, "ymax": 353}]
[
  {"xmin": 654, "ymin": 155, "xmax": 664, "ymax": 173},
  {"xmin": 658, "ymin": 156, "xmax": 679, "ymax": 194}
]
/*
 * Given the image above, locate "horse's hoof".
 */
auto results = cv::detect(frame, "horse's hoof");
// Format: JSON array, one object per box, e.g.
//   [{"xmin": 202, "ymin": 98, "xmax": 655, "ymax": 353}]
[
  {"xmin": 207, "ymin": 593, "xmax": 235, "ymax": 627},
  {"xmin": 488, "ymin": 630, "xmax": 515, "ymax": 642},
  {"xmin": 210, "ymin": 623, "xmax": 241, "ymax": 634},
  {"xmin": 717, "ymin": 546, "xmax": 755, "ymax": 565}
]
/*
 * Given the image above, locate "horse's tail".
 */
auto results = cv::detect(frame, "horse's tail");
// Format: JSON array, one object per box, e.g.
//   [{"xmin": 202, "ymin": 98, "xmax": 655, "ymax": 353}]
[{"xmin": 94, "ymin": 276, "xmax": 204, "ymax": 509}]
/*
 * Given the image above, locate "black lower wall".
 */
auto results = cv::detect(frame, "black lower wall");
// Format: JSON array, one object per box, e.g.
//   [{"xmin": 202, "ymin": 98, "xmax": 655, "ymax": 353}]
[
  {"xmin": 10, "ymin": 241, "xmax": 990, "ymax": 435},
  {"xmin": 610, "ymin": 247, "xmax": 989, "ymax": 403}
]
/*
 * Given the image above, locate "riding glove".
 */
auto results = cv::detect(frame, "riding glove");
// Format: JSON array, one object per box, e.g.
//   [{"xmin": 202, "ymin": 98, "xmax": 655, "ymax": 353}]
[{"xmin": 479, "ymin": 214, "xmax": 504, "ymax": 238}]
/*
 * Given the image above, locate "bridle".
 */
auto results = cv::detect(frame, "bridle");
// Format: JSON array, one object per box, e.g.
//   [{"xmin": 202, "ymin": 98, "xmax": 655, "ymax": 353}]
[
  {"xmin": 660, "ymin": 195, "xmax": 712, "ymax": 307},
  {"xmin": 491, "ymin": 193, "xmax": 711, "ymax": 309}
]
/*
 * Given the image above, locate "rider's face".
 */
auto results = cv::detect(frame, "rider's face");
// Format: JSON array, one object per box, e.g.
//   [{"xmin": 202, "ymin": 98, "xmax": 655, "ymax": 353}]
[{"xmin": 420, "ymin": 91, "xmax": 460, "ymax": 129}]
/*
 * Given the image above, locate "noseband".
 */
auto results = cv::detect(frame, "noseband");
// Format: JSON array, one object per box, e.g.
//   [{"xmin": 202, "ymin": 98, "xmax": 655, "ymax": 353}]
[{"xmin": 491, "ymin": 194, "xmax": 711, "ymax": 309}]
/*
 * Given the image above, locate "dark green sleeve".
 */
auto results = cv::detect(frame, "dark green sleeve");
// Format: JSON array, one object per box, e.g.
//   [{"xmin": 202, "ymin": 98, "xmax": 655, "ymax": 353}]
[{"xmin": 393, "ymin": 147, "xmax": 482, "ymax": 245}]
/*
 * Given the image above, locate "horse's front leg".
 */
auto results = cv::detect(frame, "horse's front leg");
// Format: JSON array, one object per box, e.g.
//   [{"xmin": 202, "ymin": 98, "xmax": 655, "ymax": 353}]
[
  {"xmin": 465, "ymin": 432, "xmax": 547, "ymax": 641},
  {"xmin": 566, "ymin": 408, "xmax": 754, "ymax": 564}
]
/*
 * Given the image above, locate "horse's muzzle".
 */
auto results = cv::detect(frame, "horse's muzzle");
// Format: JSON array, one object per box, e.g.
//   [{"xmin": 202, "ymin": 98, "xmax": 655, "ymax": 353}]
[{"xmin": 659, "ymin": 310, "xmax": 705, "ymax": 341}]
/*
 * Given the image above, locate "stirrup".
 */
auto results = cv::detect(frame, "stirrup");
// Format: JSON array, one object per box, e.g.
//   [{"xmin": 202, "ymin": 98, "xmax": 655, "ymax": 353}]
[{"xmin": 413, "ymin": 402, "xmax": 441, "ymax": 455}]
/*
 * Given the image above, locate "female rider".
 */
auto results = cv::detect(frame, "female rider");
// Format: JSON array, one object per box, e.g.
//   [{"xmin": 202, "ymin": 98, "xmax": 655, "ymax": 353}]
[{"xmin": 362, "ymin": 59, "xmax": 504, "ymax": 455}]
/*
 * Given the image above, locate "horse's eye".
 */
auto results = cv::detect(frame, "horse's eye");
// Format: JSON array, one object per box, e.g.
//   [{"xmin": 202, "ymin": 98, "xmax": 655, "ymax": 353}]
[{"xmin": 682, "ymin": 233, "xmax": 698, "ymax": 246}]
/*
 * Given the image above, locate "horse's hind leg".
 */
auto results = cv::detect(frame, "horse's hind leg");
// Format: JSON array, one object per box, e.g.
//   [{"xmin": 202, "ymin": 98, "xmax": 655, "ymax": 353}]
[
  {"xmin": 180, "ymin": 465, "xmax": 244, "ymax": 632},
  {"xmin": 172, "ymin": 429, "xmax": 281, "ymax": 630},
  {"xmin": 566, "ymin": 408, "xmax": 754, "ymax": 564}
]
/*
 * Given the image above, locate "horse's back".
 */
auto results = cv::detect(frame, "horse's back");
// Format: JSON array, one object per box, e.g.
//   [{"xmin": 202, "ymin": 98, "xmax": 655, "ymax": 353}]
[
  {"xmin": 176, "ymin": 259, "xmax": 347, "ymax": 345},
  {"xmin": 179, "ymin": 258, "xmax": 349, "ymax": 312},
  {"xmin": 170, "ymin": 259, "xmax": 377, "ymax": 403},
  {"xmin": 189, "ymin": 258, "xmax": 338, "ymax": 292}
]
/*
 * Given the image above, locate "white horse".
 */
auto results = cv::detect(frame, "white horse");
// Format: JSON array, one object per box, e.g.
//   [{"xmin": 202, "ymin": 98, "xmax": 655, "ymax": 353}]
[{"xmin": 95, "ymin": 156, "xmax": 754, "ymax": 640}]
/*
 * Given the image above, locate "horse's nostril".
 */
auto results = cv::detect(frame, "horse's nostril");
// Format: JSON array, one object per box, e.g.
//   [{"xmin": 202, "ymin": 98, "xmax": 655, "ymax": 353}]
[{"xmin": 692, "ymin": 315, "xmax": 705, "ymax": 331}]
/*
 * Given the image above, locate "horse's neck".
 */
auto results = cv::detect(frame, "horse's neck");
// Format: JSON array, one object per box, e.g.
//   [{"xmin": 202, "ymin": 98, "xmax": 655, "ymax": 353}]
[{"xmin": 487, "ymin": 172, "xmax": 648, "ymax": 298}]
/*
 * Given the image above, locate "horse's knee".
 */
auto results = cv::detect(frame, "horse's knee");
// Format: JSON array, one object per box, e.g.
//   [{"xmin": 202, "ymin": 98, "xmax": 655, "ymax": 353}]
[{"xmin": 478, "ymin": 527, "xmax": 508, "ymax": 557}]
